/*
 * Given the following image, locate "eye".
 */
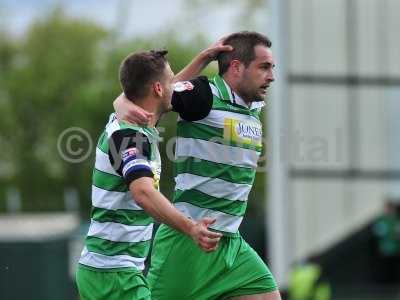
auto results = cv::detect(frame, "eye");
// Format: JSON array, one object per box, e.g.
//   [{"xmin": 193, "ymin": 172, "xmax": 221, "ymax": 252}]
[{"xmin": 260, "ymin": 63, "xmax": 271, "ymax": 70}]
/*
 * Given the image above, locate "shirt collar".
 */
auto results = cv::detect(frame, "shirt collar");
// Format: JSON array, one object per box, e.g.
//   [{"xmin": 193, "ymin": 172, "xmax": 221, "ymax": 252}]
[
  {"xmin": 211, "ymin": 75, "xmax": 265, "ymax": 110},
  {"xmin": 232, "ymin": 90, "xmax": 266, "ymax": 110}
]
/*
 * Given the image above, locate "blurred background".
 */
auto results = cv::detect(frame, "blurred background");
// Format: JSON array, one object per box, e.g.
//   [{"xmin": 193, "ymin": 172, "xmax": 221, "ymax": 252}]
[{"xmin": 0, "ymin": 0, "xmax": 399, "ymax": 299}]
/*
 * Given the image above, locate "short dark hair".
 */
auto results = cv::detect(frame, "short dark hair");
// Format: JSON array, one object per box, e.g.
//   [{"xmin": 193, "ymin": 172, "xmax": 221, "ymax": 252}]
[
  {"xmin": 217, "ymin": 31, "xmax": 272, "ymax": 75},
  {"xmin": 119, "ymin": 49, "xmax": 168, "ymax": 100}
]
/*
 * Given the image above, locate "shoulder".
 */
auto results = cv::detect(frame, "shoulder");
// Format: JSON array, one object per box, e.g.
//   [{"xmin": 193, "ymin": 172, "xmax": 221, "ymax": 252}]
[
  {"xmin": 172, "ymin": 76, "xmax": 213, "ymax": 121},
  {"xmin": 109, "ymin": 127, "xmax": 151, "ymax": 155}
]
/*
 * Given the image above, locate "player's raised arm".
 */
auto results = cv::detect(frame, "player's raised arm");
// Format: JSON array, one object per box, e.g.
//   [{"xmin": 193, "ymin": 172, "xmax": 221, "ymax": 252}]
[
  {"xmin": 113, "ymin": 38, "xmax": 232, "ymax": 124},
  {"xmin": 173, "ymin": 37, "xmax": 233, "ymax": 82}
]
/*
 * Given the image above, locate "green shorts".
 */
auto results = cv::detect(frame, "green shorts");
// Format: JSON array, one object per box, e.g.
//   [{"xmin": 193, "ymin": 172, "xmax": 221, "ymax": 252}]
[
  {"xmin": 147, "ymin": 224, "xmax": 278, "ymax": 300},
  {"xmin": 76, "ymin": 264, "xmax": 151, "ymax": 300}
]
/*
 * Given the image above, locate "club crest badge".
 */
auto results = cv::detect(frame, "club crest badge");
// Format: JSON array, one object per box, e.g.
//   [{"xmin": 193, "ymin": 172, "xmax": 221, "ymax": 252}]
[
  {"xmin": 122, "ymin": 147, "xmax": 138, "ymax": 161},
  {"xmin": 173, "ymin": 81, "xmax": 194, "ymax": 92}
]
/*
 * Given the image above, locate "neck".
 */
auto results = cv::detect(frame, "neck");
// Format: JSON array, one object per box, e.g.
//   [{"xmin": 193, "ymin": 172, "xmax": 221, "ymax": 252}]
[
  {"xmin": 135, "ymin": 97, "xmax": 162, "ymax": 127},
  {"xmin": 221, "ymin": 74, "xmax": 252, "ymax": 106}
]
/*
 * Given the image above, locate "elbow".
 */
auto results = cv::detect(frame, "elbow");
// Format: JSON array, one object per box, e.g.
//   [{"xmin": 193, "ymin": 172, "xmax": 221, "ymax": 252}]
[{"xmin": 131, "ymin": 184, "xmax": 152, "ymax": 208}]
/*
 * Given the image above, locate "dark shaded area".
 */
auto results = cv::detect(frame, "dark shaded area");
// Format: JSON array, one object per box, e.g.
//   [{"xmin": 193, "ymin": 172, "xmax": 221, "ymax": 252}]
[
  {"xmin": 310, "ymin": 213, "xmax": 400, "ymax": 300},
  {"xmin": 0, "ymin": 238, "xmax": 75, "ymax": 300}
]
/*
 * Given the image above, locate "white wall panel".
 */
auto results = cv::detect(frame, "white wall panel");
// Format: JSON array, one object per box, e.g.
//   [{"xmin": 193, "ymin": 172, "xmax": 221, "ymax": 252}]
[
  {"xmin": 386, "ymin": 0, "xmax": 400, "ymax": 77},
  {"xmin": 355, "ymin": 0, "xmax": 382, "ymax": 76},
  {"xmin": 290, "ymin": 86, "xmax": 349, "ymax": 169},
  {"xmin": 309, "ymin": 0, "xmax": 348, "ymax": 74},
  {"xmin": 291, "ymin": 179, "xmax": 385, "ymax": 261},
  {"xmin": 358, "ymin": 87, "xmax": 390, "ymax": 169}
]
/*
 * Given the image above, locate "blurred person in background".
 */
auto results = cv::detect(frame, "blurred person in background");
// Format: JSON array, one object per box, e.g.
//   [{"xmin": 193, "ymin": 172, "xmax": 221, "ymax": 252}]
[
  {"xmin": 76, "ymin": 41, "xmax": 232, "ymax": 300},
  {"xmin": 372, "ymin": 199, "xmax": 400, "ymax": 284},
  {"xmin": 288, "ymin": 261, "xmax": 331, "ymax": 300},
  {"xmin": 115, "ymin": 31, "xmax": 280, "ymax": 300}
]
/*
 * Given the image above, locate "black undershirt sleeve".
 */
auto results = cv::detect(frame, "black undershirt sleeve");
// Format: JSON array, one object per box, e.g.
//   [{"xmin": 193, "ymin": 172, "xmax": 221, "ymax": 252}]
[
  {"xmin": 171, "ymin": 76, "xmax": 213, "ymax": 121},
  {"xmin": 108, "ymin": 129, "xmax": 154, "ymax": 186}
]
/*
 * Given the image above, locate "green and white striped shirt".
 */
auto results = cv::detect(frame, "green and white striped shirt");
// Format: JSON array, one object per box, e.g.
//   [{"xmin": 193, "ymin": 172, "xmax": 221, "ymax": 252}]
[
  {"xmin": 173, "ymin": 75, "xmax": 264, "ymax": 235},
  {"xmin": 79, "ymin": 114, "xmax": 161, "ymax": 271}
]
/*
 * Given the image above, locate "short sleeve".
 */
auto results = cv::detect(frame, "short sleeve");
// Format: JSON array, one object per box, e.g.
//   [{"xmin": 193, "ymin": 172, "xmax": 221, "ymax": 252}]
[
  {"xmin": 108, "ymin": 129, "xmax": 154, "ymax": 186},
  {"xmin": 171, "ymin": 76, "xmax": 213, "ymax": 121}
]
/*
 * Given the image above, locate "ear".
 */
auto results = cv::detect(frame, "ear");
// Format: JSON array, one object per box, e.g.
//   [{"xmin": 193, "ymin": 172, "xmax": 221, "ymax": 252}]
[
  {"xmin": 153, "ymin": 82, "xmax": 163, "ymax": 97},
  {"xmin": 229, "ymin": 60, "xmax": 244, "ymax": 76}
]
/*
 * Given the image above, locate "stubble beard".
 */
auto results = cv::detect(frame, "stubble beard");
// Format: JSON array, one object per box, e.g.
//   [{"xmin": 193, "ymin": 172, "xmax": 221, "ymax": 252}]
[{"xmin": 237, "ymin": 84, "xmax": 265, "ymax": 103}]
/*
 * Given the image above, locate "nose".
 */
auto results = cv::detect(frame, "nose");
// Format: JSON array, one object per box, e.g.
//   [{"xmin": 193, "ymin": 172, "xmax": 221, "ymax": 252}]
[{"xmin": 267, "ymin": 69, "xmax": 275, "ymax": 82}]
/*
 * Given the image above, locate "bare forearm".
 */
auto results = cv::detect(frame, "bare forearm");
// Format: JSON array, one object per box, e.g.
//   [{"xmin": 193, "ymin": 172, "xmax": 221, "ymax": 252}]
[
  {"xmin": 130, "ymin": 178, "xmax": 222, "ymax": 251},
  {"xmin": 174, "ymin": 38, "xmax": 232, "ymax": 82},
  {"xmin": 174, "ymin": 51, "xmax": 211, "ymax": 82},
  {"xmin": 135, "ymin": 186, "xmax": 194, "ymax": 235}
]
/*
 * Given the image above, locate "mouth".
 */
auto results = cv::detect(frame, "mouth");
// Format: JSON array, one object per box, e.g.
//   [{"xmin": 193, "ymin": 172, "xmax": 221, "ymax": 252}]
[{"xmin": 259, "ymin": 84, "xmax": 269, "ymax": 94}]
